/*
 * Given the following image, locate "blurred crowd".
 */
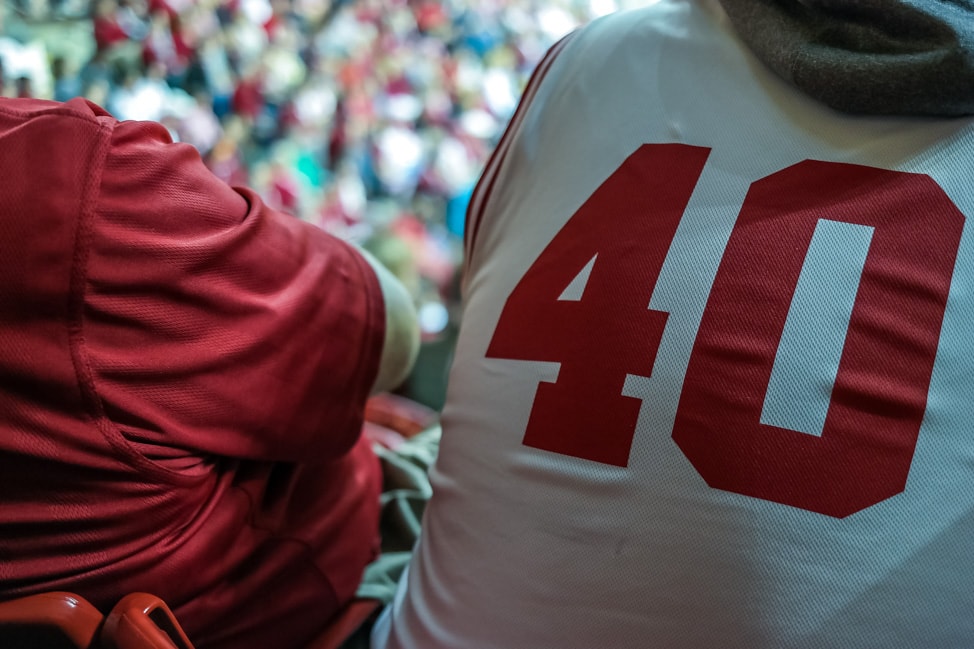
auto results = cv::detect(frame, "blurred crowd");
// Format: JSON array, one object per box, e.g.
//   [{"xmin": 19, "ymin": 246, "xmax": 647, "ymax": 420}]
[{"xmin": 0, "ymin": 0, "xmax": 621, "ymax": 404}]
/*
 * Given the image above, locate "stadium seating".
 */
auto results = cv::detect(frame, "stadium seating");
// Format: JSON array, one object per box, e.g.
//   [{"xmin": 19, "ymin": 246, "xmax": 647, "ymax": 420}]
[{"xmin": 0, "ymin": 590, "xmax": 381, "ymax": 649}]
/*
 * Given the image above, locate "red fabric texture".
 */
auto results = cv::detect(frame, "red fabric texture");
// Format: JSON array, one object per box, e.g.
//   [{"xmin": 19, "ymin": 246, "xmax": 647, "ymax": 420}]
[{"xmin": 0, "ymin": 97, "xmax": 384, "ymax": 649}]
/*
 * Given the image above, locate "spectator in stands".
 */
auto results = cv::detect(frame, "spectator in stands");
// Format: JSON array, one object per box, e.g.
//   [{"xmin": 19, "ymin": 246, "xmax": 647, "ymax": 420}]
[
  {"xmin": 0, "ymin": 94, "xmax": 419, "ymax": 649},
  {"xmin": 372, "ymin": 0, "xmax": 974, "ymax": 648}
]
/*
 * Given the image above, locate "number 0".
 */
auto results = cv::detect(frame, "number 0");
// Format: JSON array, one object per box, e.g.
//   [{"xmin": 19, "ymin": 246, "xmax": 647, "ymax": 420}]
[{"xmin": 673, "ymin": 160, "xmax": 964, "ymax": 517}]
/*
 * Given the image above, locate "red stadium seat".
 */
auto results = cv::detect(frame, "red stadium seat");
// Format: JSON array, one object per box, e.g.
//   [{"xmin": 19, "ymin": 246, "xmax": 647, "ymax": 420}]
[
  {"xmin": 0, "ymin": 592, "xmax": 381, "ymax": 649},
  {"xmin": 0, "ymin": 591, "xmax": 105, "ymax": 649},
  {"xmin": 101, "ymin": 593, "xmax": 195, "ymax": 649}
]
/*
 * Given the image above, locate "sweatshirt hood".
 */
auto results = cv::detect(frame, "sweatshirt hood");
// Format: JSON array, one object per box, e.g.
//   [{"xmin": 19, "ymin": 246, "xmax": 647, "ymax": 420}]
[{"xmin": 716, "ymin": 0, "xmax": 974, "ymax": 116}]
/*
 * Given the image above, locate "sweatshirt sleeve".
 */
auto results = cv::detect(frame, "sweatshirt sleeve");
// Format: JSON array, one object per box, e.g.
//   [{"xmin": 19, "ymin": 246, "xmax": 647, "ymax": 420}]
[{"xmin": 84, "ymin": 118, "xmax": 385, "ymax": 465}]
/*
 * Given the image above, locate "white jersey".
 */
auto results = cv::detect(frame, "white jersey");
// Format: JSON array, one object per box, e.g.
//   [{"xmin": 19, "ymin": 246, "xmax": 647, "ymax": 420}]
[{"xmin": 375, "ymin": 1, "xmax": 974, "ymax": 647}]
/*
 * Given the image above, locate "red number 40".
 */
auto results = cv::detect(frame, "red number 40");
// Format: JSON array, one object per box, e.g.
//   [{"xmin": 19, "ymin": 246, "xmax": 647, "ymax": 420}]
[{"xmin": 486, "ymin": 144, "xmax": 964, "ymax": 518}]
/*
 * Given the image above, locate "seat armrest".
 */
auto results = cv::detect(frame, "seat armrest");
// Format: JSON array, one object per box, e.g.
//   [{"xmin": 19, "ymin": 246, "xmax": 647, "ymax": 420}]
[
  {"xmin": 0, "ymin": 591, "xmax": 104, "ymax": 649},
  {"xmin": 101, "ymin": 593, "xmax": 195, "ymax": 649}
]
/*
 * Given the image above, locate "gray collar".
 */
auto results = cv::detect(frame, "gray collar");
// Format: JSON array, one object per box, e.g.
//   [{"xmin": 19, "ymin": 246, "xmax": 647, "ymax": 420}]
[{"xmin": 717, "ymin": 0, "xmax": 974, "ymax": 116}]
